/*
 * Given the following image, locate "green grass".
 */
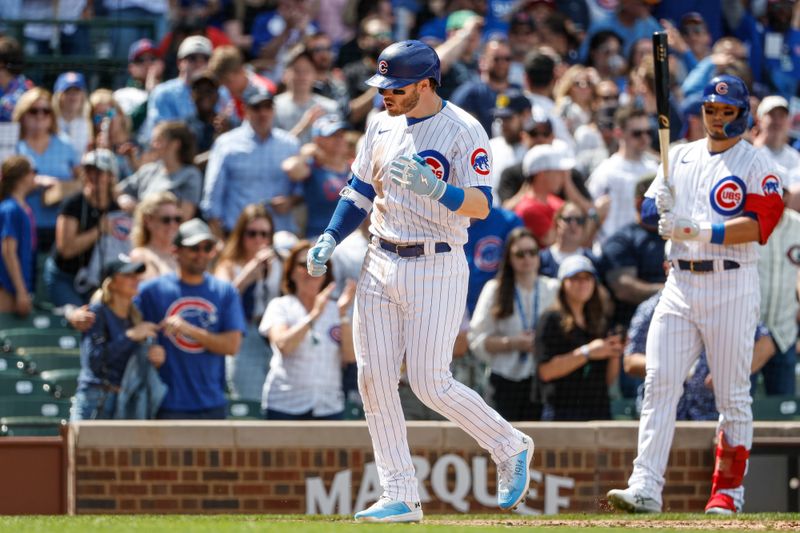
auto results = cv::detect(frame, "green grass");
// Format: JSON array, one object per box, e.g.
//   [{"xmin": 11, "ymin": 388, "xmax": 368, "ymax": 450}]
[{"xmin": 0, "ymin": 514, "xmax": 797, "ymax": 533}]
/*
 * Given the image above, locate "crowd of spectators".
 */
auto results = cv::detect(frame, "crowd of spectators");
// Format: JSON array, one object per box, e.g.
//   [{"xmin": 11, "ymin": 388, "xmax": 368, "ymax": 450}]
[{"xmin": 0, "ymin": 0, "xmax": 799, "ymax": 421}]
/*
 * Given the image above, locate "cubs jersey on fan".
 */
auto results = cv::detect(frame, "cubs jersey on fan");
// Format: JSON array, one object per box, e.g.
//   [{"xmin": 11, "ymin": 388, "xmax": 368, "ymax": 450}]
[
  {"xmin": 645, "ymin": 138, "xmax": 782, "ymax": 265},
  {"xmin": 135, "ymin": 272, "xmax": 246, "ymax": 411},
  {"xmin": 351, "ymin": 101, "xmax": 492, "ymax": 245}
]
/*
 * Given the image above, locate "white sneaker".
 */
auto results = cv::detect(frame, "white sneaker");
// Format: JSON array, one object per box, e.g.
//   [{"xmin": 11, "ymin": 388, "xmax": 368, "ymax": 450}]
[
  {"xmin": 497, "ymin": 435, "xmax": 535, "ymax": 510},
  {"xmin": 607, "ymin": 487, "xmax": 661, "ymax": 513},
  {"xmin": 354, "ymin": 496, "xmax": 423, "ymax": 522}
]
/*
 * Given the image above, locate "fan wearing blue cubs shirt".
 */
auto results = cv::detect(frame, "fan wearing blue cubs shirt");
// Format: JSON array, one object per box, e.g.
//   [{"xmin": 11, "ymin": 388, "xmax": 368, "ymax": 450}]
[
  {"xmin": 135, "ymin": 218, "xmax": 246, "ymax": 420},
  {"xmin": 464, "ymin": 206, "xmax": 523, "ymax": 317},
  {"xmin": 305, "ymin": 40, "xmax": 535, "ymax": 523},
  {"xmin": 608, "ymin": 75, "xmax": 784, "ymax": 516}
]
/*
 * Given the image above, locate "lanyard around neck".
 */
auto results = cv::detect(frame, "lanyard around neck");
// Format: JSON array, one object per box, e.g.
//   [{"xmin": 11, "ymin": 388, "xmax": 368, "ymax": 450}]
[{"xmin": 514, "ymin": 278, "xmax": 539, "ymax": 332}]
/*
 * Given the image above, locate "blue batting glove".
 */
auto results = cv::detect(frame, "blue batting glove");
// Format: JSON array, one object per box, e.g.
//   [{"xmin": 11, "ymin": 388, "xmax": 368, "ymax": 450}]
[
  {"xmin": 389, "ymin": 154, "xmax": 446, "ymax": 200},
  {"xmin": 307, "ymin": 233, "xmax": 337, "ymax": 277}
]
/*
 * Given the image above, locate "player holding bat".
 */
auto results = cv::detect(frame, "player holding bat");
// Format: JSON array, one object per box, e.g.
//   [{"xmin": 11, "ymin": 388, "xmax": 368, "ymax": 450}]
[{"xmin": 607, "ymin": 34, "xmax": 784, "ymax": 516}]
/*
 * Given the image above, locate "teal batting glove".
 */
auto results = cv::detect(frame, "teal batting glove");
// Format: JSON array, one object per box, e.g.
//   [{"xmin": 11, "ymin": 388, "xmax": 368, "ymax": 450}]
[
  {"xmin": 389, "ymin": 154, "xmax": 446, "ymax": 200},
  {"xmin": 307, "ymin": 233, "xmax": 337, "ymax": 277}
]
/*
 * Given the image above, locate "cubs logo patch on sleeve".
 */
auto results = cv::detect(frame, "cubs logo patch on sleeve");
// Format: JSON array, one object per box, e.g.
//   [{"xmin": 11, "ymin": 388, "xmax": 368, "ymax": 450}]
[
  {"xmin": 709, "ymin": 176, "xmax": 746, "ymax": 216},
  {"xmin": 761, "ymin": 175, "xmax": 781, "ymax": 195},
  {"xmin": 471, "ymin": 148, "xmax": 490, "ymax": 176}
]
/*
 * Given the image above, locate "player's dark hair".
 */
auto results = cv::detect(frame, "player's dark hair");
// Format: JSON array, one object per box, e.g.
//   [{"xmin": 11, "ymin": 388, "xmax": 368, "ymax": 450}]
[
  {"xmin": 281, "ymin": 240, "xmax": 334, "ymax": 295},
  {"xmin": 492, "ymin": 227, "xmax": 539, "ymax": 320},
  {"xmin": 554, "ymin": 275, "xmax": 607, "ymax": 338}
]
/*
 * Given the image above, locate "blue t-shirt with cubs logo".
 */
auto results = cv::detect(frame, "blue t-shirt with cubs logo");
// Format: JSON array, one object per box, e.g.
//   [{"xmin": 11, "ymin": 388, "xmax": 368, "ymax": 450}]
[
  {"xmin": 135, "ymin": 272, "xmax": 246, "ymax": 412},
  {"xmin": 303, "ymin": 163, "xmax": 349, "ymax": 238},
  {"xmin": 464, "ymin": 207, "xmax": 523, "ymax": 317}
]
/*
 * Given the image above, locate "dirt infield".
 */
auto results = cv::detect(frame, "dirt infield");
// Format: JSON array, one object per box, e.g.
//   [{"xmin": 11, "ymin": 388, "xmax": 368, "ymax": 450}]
[{"xmin": 432, "ymin": 518, "xmax": 800, "ymax": 530}]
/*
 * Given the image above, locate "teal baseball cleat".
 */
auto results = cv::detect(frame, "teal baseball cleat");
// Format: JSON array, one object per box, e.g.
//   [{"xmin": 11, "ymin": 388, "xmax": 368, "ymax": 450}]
[
  {"xmin": 497, "ymin": 435, "xmax": 535, "ymax": 510},
  {"xmin": 354, "ymin": 496, "xmax": 423, "ymax": 523}
]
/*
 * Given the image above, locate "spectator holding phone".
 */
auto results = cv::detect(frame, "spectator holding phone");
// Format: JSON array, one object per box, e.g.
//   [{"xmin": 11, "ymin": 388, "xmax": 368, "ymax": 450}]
[
  {"xmin": 0, "ymin": 155, "xmax": 37, "ymax": 316},
  {"xmin": 535, "ymin": 255, "xmax": 622, "ymax": 421}
]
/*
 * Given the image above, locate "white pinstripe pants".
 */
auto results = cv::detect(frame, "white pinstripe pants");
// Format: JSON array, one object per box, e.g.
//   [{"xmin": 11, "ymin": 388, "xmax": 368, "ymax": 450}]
[
  {"xmin": 629, "ymin": 265, "xmax": 758, "ymax": 509},
  {"xmin": 354, "ymin": 243, "xmax": 526, "ymax": 503}
]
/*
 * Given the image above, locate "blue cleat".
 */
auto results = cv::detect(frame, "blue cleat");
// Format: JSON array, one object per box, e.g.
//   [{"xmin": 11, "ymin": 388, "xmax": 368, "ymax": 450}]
[
  {"xmin": 497, "ymin": 435, "xmax": 534, "ymax": 510},
  {"xmin": 354, "ymin": 496, "xmax": 423, "ymax": 523}
]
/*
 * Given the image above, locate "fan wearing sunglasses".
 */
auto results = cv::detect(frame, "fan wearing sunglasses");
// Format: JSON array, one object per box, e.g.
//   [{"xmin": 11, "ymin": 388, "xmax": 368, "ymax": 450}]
[
  {"xmin": 538, "ymin": 201, "xmax": 599, "ymax": 280},
  {"xmin": 134, "ymin": 218, "xmax": 246, "ymax": 420},
  {"xmin": 215, "ymin": 204, "xmax": 283, "ymax": 402}
]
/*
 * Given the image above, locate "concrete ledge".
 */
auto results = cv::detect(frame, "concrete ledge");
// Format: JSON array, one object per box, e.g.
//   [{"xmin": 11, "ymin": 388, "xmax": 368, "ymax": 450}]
[{"xmin": 72, "ymin": 420, "xmax": 746, "ymax": 450}]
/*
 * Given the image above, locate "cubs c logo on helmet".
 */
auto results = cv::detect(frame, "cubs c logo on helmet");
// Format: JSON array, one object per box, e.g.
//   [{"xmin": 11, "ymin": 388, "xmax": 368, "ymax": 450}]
[
  {"xmin": 761, "ymin": 175, "xmax": 781, "ymax": 195},
  {"xmin": 470, "ymin": 148, "xmax": 490, "ymax": 176},
  {"xmin": 715, "ymin": 81, "xmax": 728, "ymax": 95},
  {"xmin": 709, "ymin": 175, "xmax": 746, "ymax": 216},
  {"xmin": 164, "ymin": 297, "xmax": 218, "ymax": 353},
  {"xmin": 474, "ymin": 236, "xmax": 503, "ymax": 272},
  {"xmin": 378, "ymin": 60, "xmax": 389, "ymax": 74},
  {"xmin": 417, "ymin": 149, "xmax": 450, "ymax": 182}
]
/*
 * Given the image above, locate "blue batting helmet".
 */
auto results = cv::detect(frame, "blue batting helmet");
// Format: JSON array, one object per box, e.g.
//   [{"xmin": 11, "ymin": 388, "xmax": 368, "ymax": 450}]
[
  {"xmin": 366, "ymin": 40, "xmax": 441, "ymax": 89},
  {"xmin": 702, "ymin": 74, "xmax": 750, "ymax": 138}
]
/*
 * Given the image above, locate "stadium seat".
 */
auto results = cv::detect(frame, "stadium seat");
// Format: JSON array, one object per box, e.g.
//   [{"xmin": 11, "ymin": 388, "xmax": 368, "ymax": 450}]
[
  {"xmin": 1, "ymin": 327, "xmax": 80, "ymax": 352},
  {"xmin": 752, "ymin": 396, "xmax": 800, "ymax": 421},
  {"xmin": 0, "ymin": 396, "xmax": 71, "ymax": 418},
  {"xmin": 0, "ymin": 416, "xmax": 66, "ymax": 437},
  {"xmin": 227, "ymin": 399, "xmax": 262, "ymax": 420},
  {"xmin": 0, "ymin": 310, "xmax": 69, "ymax": 331},
  {"xmin": 23, "ymin": 351, "xmax": 82, "ymax": 373},
  {"xmin": 0, "ymin": 352, "xmax": 31, "ymax": 375},
  {"xmin": 610, "ymin": 398, "xmax": 639, "ymax": 420},
  {"xmin": 0, "ymin": 374, "xmax": 52, "ymax": 398},
  {"xmin": 40, "ymin": 369, "xmax": 80, "ymax": 399}
]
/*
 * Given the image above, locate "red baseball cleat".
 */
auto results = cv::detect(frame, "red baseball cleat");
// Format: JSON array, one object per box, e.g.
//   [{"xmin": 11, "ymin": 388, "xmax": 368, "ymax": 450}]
[{"xmin": 705, "ymin": 492, "xmax": 736, "ymax": 515}]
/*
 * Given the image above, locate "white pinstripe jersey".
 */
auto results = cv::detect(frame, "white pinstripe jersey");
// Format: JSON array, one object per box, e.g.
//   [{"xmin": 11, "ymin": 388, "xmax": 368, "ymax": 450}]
[
  {"xmin": 352, "ymin": 101, "xmax": 493, "ymax": 245},
  {"xmin": 645, "ymin": 138, "xmax": 782, "ymax": 265}
]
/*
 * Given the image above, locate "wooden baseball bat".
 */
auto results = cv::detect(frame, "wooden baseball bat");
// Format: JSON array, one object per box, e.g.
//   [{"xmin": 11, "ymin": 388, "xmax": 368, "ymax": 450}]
[{"xmin": 652, "ymin": 31, "xmax": 670, "ymax": 186}]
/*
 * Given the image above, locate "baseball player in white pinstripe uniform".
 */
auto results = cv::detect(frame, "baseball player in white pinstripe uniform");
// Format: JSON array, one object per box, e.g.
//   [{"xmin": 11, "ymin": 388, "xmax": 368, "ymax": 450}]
[
  {"xmin": 608, "ymin": 75, "xmax": 784, "ymax": 515},
  {"xmin": 306, "ymin": 40, "xmax": 534, "ymax": 523}
]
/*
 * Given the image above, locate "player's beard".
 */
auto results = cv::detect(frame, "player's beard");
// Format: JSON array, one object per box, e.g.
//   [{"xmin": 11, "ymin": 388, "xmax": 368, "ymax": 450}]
[{"xmin": 387, "ymin": 86, "xmax": 420, "ymax": 116}]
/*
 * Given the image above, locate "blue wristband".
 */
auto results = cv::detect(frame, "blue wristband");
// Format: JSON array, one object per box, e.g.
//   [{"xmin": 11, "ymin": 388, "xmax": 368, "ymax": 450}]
[
  {"xmin": 710, "ymin": 223, "xmax": 725, "ymax": 244},
  {"xmin": 438, "ymin": 183, "xmax": 465, "ymax": 211}
]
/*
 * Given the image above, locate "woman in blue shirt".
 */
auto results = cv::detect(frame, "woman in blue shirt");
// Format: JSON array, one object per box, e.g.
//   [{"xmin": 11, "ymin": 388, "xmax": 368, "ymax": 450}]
[
  {"xmin": 13, "ymin": 87, "xmax": 80, "ymax": 252},
  {"xmin": 72, "ymin": 257, "xmax": 164, "ymax": 421},
  {"xmin": 0, "ymin": 155, "xmax": 36, "ymax": 315}
]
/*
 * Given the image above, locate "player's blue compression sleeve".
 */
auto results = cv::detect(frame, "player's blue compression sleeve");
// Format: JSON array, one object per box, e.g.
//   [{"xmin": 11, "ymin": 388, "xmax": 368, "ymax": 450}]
[
  {"xmin": 323, "ymin": 176, "xmax": 373, "ymax": 244},
  {"xmin": 476, "ymin": 186, "xmax": 492, "ymax": 210},
  {"xmin": 641, "ymin": 197, "xmax": 659, "ymax": 226}
]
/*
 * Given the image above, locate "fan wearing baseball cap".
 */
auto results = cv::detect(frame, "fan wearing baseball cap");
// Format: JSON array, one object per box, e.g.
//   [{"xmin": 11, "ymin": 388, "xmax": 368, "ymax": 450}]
[
  {"xmin": 507, "ymin": 144, "xmax": 575, "ymax": 247},
  {"xmin": 53, "ymin": 72, "xmax": 91, "ymax": 157},
  {"xmin": 70, "ymin": 254, "xmax": 168, "ymax": 421},
  {"xmin": 139, "ymin": 35, "xmax": 215, "ymax": 144},
  {"xmin": 134, "ymin": 218, "xmax": 247, "ymax": 419},
  {"xmin": 754, "ymin": 95, "xmax": 800, "ymax": 187},
  {"xmin": 282, "ymin": 115, "xmax": 350, "ymax": 238}
]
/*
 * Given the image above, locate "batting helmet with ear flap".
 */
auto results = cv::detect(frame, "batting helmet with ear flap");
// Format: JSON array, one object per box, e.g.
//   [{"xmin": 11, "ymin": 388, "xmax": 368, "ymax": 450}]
[
  {"xmin": 702, "ymin": 74, "xmax": 750, "ymax": 138},
  {"xmin": 366, "ymin": 40, "xmax": 441, "ymax": 89}
]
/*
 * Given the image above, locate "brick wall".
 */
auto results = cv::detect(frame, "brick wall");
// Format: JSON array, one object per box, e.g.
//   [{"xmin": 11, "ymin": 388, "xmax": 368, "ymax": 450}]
[{"xmin": 68, "ymin": 421, "xmax": 799, "ymax": 515}]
